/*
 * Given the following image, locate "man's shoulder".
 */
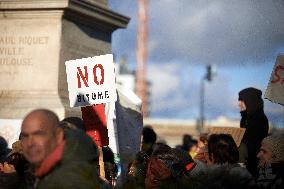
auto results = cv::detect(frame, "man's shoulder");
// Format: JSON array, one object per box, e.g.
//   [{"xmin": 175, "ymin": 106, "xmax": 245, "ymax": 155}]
[{"xmin": 36, "ymin": 161, "xmax": 103, "ymax": 189}]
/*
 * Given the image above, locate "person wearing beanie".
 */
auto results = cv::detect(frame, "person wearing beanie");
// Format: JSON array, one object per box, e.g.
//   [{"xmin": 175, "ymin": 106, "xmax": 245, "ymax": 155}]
[
  {"xmin": 238, "ymin": 87, "xmax": 269, "ymax": 177},
  {"xmin": 257, "ymin": 133, "xmax": 284, "ymax": 189}
]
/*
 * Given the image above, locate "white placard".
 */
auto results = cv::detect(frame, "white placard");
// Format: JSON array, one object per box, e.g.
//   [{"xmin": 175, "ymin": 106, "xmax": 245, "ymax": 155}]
[
  {"xmin": 65, "ymin": 54, "xmax": 117, "ymax": 107},
  {"xmin": 265, "ymin": 54, "xmax": 284, "ymax": 106}
]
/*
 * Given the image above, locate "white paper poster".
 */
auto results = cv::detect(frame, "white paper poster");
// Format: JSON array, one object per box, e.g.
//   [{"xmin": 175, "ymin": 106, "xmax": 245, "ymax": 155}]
[
  {"xmin": 65, "ymin": 54, "xmax": 117, "ymax": 107},
  {"xmin": 265, "ymin": 54, "xmax": 284, "ymax": 106}
]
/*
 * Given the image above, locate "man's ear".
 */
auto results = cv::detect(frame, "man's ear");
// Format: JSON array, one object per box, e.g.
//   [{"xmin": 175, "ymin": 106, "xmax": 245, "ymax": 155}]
[{"xmin": 56, "ymin": 127, "xmax": 64, "ymax": 144}]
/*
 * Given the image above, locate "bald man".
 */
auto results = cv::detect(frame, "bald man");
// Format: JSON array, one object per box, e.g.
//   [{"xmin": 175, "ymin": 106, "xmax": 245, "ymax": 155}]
[
  {"xmin": 21, "ymin": 109, "xmax": 64, "ymax": 168},
  {"xmin": 20, "ymin": 109, "xmax": 109, "ymax": 189}
]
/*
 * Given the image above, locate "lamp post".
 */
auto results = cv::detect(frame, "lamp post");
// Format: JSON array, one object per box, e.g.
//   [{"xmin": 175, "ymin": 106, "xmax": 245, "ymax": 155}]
[{"xmin": 198, "ymin": 65, "xmax": 214, "ymax": 133}]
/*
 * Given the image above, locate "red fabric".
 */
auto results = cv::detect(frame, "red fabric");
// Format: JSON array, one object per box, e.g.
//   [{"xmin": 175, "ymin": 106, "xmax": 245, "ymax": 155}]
[
  {"xmin": 35, "ymin": 141, "xmax": 66, "ymax": 177},
  {"xmin": 185, "ymin": 162, "xmax": 194, "ymax": 171},
  {"xmin": 185, "ymin": 162, "xmax": 196, "ymax": 172},
  {"xmin": 81, "ymin": 104, "xmax": 108, "ymax": 147}
]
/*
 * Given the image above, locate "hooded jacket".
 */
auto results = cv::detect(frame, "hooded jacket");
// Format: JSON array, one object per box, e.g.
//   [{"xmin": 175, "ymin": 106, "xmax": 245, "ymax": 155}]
[
  {"xmin": 34, "ymin": 129, "xmax": 109, "ymax": 189},
  {"xmin": 238, "ymin": 87, "xmax": 269, "ymax": 176}
]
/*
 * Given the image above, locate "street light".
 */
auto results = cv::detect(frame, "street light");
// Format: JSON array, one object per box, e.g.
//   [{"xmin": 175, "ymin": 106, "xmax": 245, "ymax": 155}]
[
  {"xmin": 198, "ymin": 64, "xmax": 216, "ymax": 133},
  {"xmin": 206, "ymin": 65, "xmax": 212, "ymax": 81}
]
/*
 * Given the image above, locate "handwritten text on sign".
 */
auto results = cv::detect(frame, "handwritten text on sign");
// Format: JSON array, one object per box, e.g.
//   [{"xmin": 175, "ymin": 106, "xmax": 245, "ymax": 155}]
[
  {"xmin": 65, "ymin": 54, "xmax": 117, "ymax": 107},
  {"xmin": 265, "ymin": 54, "xmax": 284, "ymax": 106}
]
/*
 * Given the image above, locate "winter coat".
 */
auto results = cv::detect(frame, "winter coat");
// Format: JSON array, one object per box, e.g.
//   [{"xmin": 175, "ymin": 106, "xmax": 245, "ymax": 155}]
[
  {"xmin": 203, "ymin": 163, "xmax": 257, "ymax": 189},
  {"xmin": 34, "ymin": 129, "xmax": 110, "ymax": 189},
  {"xmin": 157, "ymin": 163, "xmax": 257, "ymax": 189},
  {"xmin": 238, "ymin": 87, "xmax": 269, "ymax": 177},
  {"xmin": 0, "ymin": 172, "xmax": 23, "ymax": 189}
]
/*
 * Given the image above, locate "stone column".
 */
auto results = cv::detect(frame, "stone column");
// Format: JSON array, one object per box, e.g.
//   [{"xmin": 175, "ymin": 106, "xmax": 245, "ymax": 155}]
[{"xmin": 0, "ymin": 0, "xmax": 129, "ymax": 145}]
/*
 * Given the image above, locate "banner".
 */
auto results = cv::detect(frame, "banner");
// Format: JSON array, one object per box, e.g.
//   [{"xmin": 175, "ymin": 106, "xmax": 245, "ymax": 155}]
[
  {"xmin": 265, "ymin": 54, "xmax": 284, "ymax": 106},
  {"xmin": 206, "ymin": 127, "xmax": 246, "ymax": 147},
  {"xmin": 65, "ymin": 54, "xmax": 117, "ymax": 107}
]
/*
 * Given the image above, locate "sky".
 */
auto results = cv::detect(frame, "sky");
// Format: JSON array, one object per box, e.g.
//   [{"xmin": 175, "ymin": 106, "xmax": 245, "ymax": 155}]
[{"xmin": 109, "ymin": 0, "xmax": 284, "ymax": 128}]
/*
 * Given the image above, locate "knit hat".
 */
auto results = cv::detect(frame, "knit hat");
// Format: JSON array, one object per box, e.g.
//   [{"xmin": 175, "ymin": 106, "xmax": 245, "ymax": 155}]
[{"xmin": 262, "ymin": 133, "xmax": 284, "ymax": 162}]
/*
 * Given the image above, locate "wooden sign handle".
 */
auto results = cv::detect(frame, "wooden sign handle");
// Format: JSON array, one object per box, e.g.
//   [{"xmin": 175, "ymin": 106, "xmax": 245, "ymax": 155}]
[{"xmin": 98, "ymin": 147, "xmax": 105, "ymax": 178}]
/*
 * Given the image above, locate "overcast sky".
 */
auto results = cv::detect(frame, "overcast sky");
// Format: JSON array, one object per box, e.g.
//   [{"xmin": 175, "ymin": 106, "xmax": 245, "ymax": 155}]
[{"xmin": 109, "ymin": 0, "xmax": 284, "ymax": 127}]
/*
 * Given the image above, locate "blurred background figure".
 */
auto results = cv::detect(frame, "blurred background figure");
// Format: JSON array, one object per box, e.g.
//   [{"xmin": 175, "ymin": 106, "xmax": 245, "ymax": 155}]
[
  {"xmin": 124, "ymin": 126, "xmax": 157, "ymax": 189},
  {"xmin": 0, "ymin": 140, "xmax": 34, "ymax": 189},
  {"xmin": 0, "ymin": 136, "xmax": 11, "ymax": 163},
  {"xmin": 102, "ymin": 146, "xmax": 118, "ymax": 187},
  {"xmin": 145, "ymin": 143, "xmax": 189, "ymax": 189},
  {"xmin": 204, "ymin": 134, "xmax": 256, "ymax": 189},
  {"xmin": 238, "ymin": 87, "xmax": 269, "ymax": 177},
  {"xmin": 257, "ymin": 133, "xmax": 284, "ymax": 189},
  {"xmin": 207, "ymin": 134, "xmax": 239, "ymax": 165},
  {"xmin": 141, "ymin": 126, "xmax": 157, "ymax": 157},
  {"xmin": 194, "ymin": 133, "xmax": 209, "ymax": 164},
  {"xmin": 176, "ymin": 134, "xmax": 198, "ymax": 159}
]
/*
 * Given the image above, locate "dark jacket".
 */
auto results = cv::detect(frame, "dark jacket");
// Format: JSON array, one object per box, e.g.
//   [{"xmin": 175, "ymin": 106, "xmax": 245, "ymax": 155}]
[
  {"xmin": 34, "ymin": 129, "xmax": 110, "ymax": 189},
  {"xmin": 198, "ymin": 163, "xmax": 257, "ymax": 189},
  {"xmin": 157, "ymin": 163, "xmax": 257, "ymax": 189},
  {"xmin": 0, "ymin": 136, "xmax": 11, "ymax": 163},
  {"xmin": 0, "ymin": 171, "xmax": 34, "ymax": 189},
  {"xmin": 0, "ymin": 172, "xmax": 23, "ymax": 189},
  {"xmin": 239, "ymin": 87, "xmax": 269, "ymax": 177},
  {"xmin": 257, "ymin": 162, "xmax": 284, "ymax": 189},
  {"xmin": 123, "ymin": 151, "xmax": 149, "ymax": 189}
]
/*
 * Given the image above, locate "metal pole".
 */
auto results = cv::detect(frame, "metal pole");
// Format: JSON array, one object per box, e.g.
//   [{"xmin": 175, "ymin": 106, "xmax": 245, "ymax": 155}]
[
  {"xmin": 136, "ymin": 0, "xmax": 149, "ymax": 117},
  {"xmin": 199, "ymin": 77, "xmax": 205, "ymax": 133}
]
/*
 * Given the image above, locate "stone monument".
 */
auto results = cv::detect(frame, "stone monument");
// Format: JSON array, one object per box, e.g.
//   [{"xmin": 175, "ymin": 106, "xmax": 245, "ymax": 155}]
[{"xmin": 0, "ymin": 0, "xmax": 129, "ymax": 146}]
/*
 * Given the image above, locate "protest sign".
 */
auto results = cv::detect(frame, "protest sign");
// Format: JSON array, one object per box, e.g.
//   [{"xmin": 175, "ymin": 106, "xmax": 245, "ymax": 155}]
[
  {"xmin": 265, "ymin": 54, "xmax": 284, "ymax": 106},
  {"xmin": 65, "ymin": 54, "xmax": 117, "ymax": 107},
  {"xmin": 104, "ymin": 84, "xmax": 143, "ymax": 183},
  {"xmin": 206, "ymin": 126, "xmax": 246, "ymax": 147}
]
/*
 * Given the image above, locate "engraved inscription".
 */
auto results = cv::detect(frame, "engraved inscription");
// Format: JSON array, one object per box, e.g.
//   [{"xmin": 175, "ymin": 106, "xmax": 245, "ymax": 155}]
[{"xmin": 0, "ymin": 36, "xmax": 49, "ymax": 67}]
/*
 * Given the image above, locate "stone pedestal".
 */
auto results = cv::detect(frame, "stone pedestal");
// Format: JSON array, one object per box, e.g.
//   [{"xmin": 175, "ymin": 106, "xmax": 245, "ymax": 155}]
[{"xmin": 0, "ymin": 0, "xmax": 129, "ymax": 120}]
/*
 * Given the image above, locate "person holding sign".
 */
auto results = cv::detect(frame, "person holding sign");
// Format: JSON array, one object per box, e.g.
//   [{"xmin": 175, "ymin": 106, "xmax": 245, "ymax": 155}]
[{"xmin": 238, "ymin": 87, "xmax": 269, "ymax": 177}]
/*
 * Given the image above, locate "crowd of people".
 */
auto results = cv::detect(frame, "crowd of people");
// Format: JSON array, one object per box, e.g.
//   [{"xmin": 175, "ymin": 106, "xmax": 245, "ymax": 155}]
[{"xmin": 0, "ymin": 87, "xmax": 283, "ymax": 189}]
